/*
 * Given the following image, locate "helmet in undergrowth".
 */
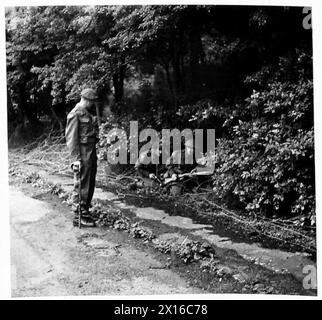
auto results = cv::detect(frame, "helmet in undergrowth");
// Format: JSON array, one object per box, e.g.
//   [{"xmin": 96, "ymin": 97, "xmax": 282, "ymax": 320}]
[{"xmin": 81, "ymin": 88, "xmax": 98, "ymax": 101}]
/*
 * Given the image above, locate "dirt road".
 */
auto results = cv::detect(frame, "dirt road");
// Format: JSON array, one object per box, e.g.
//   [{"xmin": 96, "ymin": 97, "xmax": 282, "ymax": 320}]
[
  {"xmin": 9, "ymin": 163, "xmax": 317, "ymax": 297},
  {"xmin": 10, "ymin": 184, "xmax": 203, "ymax": 297}
]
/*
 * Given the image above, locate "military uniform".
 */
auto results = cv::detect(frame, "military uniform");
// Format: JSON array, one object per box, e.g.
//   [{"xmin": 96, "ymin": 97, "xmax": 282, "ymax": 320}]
[
  {"xmin": 65, "ymin": 93, "xmax": 99, "ymax": 221},
  {"xmin": 165, "ymin": 149, "xmax": 196, "ymax": 175},
  {"xmin": 134, "ymin": 149, "xmax": 158, "ymax": 178}
]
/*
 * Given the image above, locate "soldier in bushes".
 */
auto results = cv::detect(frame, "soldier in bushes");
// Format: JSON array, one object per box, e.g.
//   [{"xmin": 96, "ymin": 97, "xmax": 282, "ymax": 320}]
[
  {"xmin": 134, "ymin": 147, "xmax": 162, "ymax": 186},
  {"xmin": 135, "ymin": 139, "xmax": 213, "ymax": 187},
  {"xmin": 164, "ymin": 139, "xmax": 214, "ymax": 192},
  {"xmin": 134, "ymin": 139, "xmax": 196, "ymax": 180},
  {"xmin": 65, "ymin": 88, "xmax": 99, "ymax": 227},
  {"xmin": 164, "ymin": 139, "xmax": 196, "ymax": 178}
]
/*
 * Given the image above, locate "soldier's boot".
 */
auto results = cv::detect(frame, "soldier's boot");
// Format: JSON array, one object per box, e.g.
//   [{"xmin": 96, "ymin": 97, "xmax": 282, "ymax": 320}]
[
  {"xmin": 73, "ymin": 216, "xmax": 96, "ymax": 227},
  {"xmin": 72, "ymin": 205, "xmax": 96, "ymax": 227},
  {"xmin": 73, "ymin": 213, "xmax": 96, "ymax": 227}
]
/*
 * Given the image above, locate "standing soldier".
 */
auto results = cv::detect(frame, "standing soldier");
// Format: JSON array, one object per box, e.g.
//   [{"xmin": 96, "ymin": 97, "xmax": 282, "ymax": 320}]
[{"xmin": 65, "ymin": 88, "xmax": 99, "ymax": 227}]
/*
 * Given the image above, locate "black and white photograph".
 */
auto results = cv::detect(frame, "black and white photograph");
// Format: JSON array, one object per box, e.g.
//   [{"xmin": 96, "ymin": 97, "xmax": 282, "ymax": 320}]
[{"xmin": 3, "ymin": 1, "xmax": 319, "ymax": 299}]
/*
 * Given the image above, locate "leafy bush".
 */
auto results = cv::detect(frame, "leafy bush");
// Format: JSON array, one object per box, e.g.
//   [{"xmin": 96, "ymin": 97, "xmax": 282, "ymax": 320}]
[
  {"xmin": 129, "ymin": 223, "xmax": 155, "ymax": 241},
  {"xmin": 212, "ymin": 51, "xmax": 315, "ymax": 224}
]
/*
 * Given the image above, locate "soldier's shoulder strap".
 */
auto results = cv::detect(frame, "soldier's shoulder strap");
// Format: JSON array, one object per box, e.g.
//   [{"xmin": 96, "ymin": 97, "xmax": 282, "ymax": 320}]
[{"xmin": 67, "ymin": 104, "xmax": 86, "ymax": 120}]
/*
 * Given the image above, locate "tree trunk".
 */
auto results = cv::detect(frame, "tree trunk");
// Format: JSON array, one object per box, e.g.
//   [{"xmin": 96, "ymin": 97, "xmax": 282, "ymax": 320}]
[
  {"xmin": 162, "ymin": 60, "xmax": 177, "ymax": 110},
  {"xmin": 170, "ymin": 31, "xmax": 183, "ymax": 96},
  {"xmin": 180, "ymin": 54, "xmax": 186, "ymax": 93},
  {"xmin": 17, "ymin": 83, "xmax": 40, "ymax": 128},
  {"xmin": 189, "ymin": 24, "xmax": 203, "ymax": 92},
  {"xmin": 113, "ymin": 57, "xmax": 125, "ymax": 102},
  {"xmin": 49, "ymin": 105, "xmax": 64, "ymax": 131}
]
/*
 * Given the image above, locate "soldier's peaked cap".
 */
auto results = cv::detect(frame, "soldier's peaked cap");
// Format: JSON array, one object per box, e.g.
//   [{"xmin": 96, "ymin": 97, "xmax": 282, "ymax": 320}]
[{"xmin": 81, "ymin": 88, "xmax": 98, "ymax": 101}]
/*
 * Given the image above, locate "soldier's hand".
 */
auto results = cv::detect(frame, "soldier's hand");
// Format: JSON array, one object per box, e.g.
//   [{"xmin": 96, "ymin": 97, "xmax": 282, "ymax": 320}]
[
  {"xmin": 149, "ymin": 173, "xmax": 156, "ymax": 180},
  {"xmin": 171, "ymin": 173, "xmax": 178, "ymax": 180},
  {"xmin": 72, "ymin": 161, "xmax": 81, "ymax": 172}
]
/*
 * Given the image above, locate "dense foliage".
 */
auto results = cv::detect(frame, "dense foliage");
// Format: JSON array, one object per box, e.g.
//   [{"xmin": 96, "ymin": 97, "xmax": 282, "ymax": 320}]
[
  {"xmin": 213, "ymin": 52, "xmax": 314, "ymax": 223},
  {"xmin": 6, "ymin": 5, "xmax": 314, "ymax": 222}
]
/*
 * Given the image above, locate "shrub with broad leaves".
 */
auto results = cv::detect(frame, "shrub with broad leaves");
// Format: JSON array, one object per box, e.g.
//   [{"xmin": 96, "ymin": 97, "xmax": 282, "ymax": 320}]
[{"xmin": 212, "ymin": 51, "xmax": 314, "ymax": 224}]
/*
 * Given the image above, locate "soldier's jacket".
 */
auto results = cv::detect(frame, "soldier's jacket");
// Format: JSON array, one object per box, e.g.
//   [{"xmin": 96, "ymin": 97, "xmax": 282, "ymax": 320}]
[
  {"xmin": 135, "ymin": 150, "xmax": 158, "ymax": 178},
  {"xmin": 165, "ymin": 149, "xmax": 196, "ymax": 174},
  {"xmin": 65, "ymin": 103, "xmax": 99, "ymax": 163},
  {"xmin": 134, "ymin": 149, "xmax": 167, "ymax": 178}
]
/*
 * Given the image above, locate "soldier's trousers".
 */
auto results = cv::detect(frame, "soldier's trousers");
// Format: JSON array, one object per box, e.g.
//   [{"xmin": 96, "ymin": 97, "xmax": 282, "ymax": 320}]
[{"xmin": 71, "ymin": 143, "xmax": 97, "ymax": 214}]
